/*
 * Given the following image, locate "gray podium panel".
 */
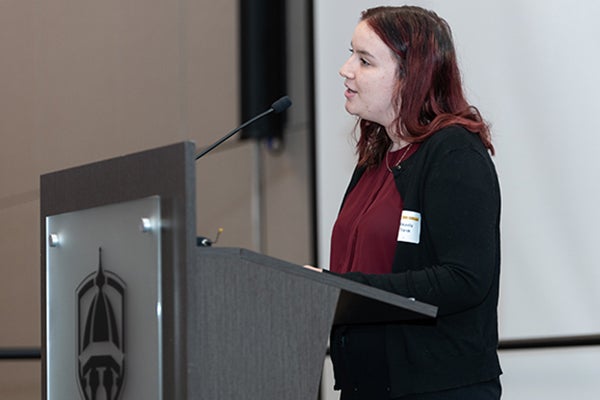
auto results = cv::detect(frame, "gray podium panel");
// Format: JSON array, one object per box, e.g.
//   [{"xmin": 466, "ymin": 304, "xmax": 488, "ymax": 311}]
[{"xmin": 189, "ymin": 247, "xmax": 340, "ymax": 400}]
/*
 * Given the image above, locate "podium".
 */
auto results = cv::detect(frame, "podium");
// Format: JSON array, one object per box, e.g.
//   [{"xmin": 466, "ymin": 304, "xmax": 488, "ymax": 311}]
[{"xmin": 40, "ymin": 142, "xmax": 437, "ymax": 399}]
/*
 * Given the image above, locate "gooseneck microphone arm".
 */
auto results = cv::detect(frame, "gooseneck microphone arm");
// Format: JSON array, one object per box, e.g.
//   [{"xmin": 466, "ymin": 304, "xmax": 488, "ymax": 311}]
[{"xmin": 194, "ymin": 96, "xmax": 292, "ymax": 161}]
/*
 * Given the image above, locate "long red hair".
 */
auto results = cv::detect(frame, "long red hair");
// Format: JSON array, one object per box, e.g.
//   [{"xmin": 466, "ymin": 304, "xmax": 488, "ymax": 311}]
[{"xmin": 356, "ymin": 6, "xmax": 493, "ymax": 167}]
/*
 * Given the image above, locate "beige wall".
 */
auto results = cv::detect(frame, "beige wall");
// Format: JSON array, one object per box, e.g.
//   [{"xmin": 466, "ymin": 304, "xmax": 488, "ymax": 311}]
[{"xmin": 0, "ymin": 1, "xmax": 312, "ymax": 398}]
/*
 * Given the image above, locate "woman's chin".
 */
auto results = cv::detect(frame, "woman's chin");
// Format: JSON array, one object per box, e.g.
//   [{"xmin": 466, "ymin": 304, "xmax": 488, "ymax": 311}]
[{"xmin": 344, "ymin": 104, "xmax": 358, "ymax": 116}]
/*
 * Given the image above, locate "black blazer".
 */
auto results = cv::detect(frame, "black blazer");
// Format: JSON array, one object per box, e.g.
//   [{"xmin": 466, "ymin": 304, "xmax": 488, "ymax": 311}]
[{"xmin": 333, "ymin": 126, "xmax": 502, "ymax": 396}]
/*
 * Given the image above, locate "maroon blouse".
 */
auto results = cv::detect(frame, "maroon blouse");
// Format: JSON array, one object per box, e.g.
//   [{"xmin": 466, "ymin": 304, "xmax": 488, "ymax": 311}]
[{"xmin": 330, "ymin": 144, "xmax": 418, "ymax": 274}]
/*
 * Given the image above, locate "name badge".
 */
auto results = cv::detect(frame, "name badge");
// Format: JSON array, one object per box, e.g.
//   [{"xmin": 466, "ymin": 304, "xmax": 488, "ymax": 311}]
[{"xmin": 397, "ymin": 210, "xmax": 421, "ymax": 244}]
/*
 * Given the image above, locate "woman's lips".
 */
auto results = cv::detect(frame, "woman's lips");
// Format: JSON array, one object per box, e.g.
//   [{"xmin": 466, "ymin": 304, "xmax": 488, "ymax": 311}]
[{"xmin": 344, "ymin": 87, "xmax": 357, "ymax": 99}]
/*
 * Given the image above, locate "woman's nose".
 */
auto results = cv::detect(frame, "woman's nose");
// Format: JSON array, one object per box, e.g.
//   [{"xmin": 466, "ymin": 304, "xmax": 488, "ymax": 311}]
[{"xmin": 339, "ymin": 58, "xmax": 353, "ymax": 79}]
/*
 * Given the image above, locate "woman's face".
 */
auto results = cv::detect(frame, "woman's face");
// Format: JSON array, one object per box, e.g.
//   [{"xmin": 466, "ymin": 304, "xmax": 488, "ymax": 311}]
[{"xmin": 339, "ymin": 20, "xmax": 400, "ymax": 129}]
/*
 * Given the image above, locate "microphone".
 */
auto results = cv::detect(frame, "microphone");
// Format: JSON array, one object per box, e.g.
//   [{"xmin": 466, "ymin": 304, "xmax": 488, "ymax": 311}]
[{"xmin": 195, "ymin": 95, "xmax": 292, "ymax": 160}]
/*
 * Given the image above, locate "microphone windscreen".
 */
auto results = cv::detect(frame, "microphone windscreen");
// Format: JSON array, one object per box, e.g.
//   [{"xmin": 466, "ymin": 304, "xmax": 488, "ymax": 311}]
[{"xmin": 271, "ymin": 96, "xmax": 292, "ymax": 114}]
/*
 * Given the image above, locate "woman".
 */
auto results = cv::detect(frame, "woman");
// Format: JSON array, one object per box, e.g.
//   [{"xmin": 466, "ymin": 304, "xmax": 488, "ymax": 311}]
[{"xmin": 327, "ymin": 6, "xmax": 502, "ymax": 399}]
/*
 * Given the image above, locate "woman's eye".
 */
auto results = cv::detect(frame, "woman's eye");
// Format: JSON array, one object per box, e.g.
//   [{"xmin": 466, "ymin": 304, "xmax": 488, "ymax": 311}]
[{"xmin": 348, "ymin": 48, "xmax": 370, "ymax": 66}]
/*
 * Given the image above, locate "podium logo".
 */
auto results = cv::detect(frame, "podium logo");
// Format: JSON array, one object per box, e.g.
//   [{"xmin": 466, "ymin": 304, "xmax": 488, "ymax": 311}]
[{"xmin": 76, "ymin": 248, "xmax": 126, "ymax": 400}]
